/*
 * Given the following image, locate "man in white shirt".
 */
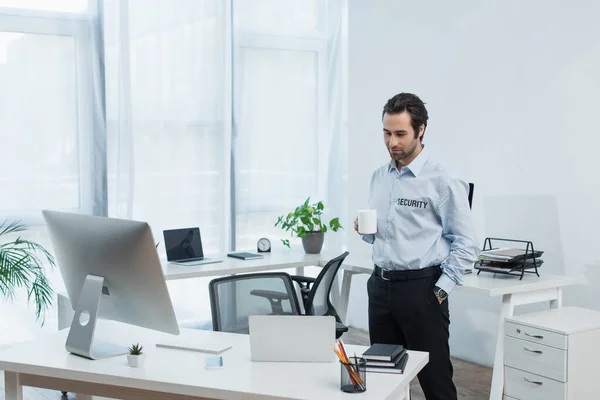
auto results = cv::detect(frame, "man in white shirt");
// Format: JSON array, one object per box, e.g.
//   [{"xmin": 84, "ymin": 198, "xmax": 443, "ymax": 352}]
[{"xmin": 354, "ymin": 93, "xmax": 479, "ymax": 400}]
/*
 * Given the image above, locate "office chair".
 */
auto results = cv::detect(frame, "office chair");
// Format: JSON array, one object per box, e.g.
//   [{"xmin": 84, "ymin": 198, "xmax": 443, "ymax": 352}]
[
  {"xmin": 208, "ymin": 252, "xmax": 350, "ymax": 338},
  {"xmin": 288, "ymin": 251, "xmax": 350, "ymax": 338},
  {"xmin": 468, "ymin": 182, "xmax": 474, "ymax": 209},
  {"xmin": 209, "ymin": 272, "xmax": 301, "ymax": 334}
]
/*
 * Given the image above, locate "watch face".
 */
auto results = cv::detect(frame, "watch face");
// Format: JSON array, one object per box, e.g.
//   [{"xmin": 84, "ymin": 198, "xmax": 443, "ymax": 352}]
[{"xmin": 257, "ymin": 238, "xmax": 271, "ymax": 252}]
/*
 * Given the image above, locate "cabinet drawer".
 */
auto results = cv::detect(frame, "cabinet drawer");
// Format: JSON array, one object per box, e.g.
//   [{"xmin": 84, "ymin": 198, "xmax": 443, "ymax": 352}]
[
  {"xmin": 504, "ymin": 336, "xmax": 566, "ymax": 381},
  {"xmin": 504, "ymin": 366, "xmax": 566, "ymax": 400},
  {"xmin": 506, "ymin": 321, "xmax": 567, "ymax": 350}
]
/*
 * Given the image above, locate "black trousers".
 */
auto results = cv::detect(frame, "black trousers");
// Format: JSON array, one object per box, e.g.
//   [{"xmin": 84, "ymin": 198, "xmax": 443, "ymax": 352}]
[{"xmin": 367, "ymin": 266, "xmax": 457, "ymax": 400}]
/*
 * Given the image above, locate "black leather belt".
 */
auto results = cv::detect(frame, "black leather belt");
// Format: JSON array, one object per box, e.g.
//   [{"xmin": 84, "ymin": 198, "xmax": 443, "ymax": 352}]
[{"xmin": 373, "ymin": 265, "xmax": 440, "ymax": 281}]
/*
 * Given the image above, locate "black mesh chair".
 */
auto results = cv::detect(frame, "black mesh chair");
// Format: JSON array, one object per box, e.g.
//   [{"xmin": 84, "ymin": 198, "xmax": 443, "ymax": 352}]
[
  {"xmin": 208, "ymin": 251, "xmax": 350, "ymax": 338},
  {"xmin": 468, "ymin": 182, "xmax": 474, "ymax": 209},
  {"xmin": 288, "ymin": 251, "xmax": 349, "ymax": 338},
  {"xmin": 209, "ymin": 272, "xmax": 301, "ymax": 334}
]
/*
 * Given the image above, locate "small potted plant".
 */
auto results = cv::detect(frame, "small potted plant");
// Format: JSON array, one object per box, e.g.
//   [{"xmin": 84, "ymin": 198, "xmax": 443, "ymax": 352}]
[
  {"xmin": 127, "ymin": 343, "xmax": 145, "ymax": 367},
  {"xmin": 275, "ymin": 197, "xmax": 343, "ymax": 254}
]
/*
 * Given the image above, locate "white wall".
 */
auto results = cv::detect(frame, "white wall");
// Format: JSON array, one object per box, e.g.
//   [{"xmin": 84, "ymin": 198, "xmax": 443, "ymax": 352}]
[{"xmin": 347, "ymin": 0, "xmax": 600, "ymax": 367}]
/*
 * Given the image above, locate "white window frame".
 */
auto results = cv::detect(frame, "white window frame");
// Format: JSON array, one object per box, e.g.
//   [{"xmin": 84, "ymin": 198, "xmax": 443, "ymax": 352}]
[
  {"xmin": 231, "ymin": 32, "xmax": 328, "ymax": 248},
  {"xmin": 0, "ymin": 6, "xmax": 103, "ymax": 226}
]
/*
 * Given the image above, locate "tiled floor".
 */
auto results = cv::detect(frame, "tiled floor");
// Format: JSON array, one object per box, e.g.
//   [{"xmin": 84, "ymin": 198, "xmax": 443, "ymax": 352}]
[{"xmin": 1, "ymin": 327, "xmax": 492, "ymax": 400}]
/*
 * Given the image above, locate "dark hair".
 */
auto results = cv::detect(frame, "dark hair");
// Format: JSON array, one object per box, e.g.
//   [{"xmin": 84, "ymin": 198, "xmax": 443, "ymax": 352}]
[{"xmin": 382, "ymin": 93, "xmax": 429, "ymax": 142}]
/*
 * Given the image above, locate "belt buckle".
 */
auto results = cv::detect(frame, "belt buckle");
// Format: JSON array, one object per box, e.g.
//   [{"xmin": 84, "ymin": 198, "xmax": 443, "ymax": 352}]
[{"xmin": 380, "ymin": 268, "xmax": 391, "ymax": 281}]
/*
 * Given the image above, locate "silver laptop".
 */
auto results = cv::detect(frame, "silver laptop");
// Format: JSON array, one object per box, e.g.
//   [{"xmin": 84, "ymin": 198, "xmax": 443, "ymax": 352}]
[
  {"xmin": 163, "ymin": 227, "xmax": 222, "ymax": 266},
  {"xmin": 249, "ymin": 315, "xmax": 336, "ymax": 362}
]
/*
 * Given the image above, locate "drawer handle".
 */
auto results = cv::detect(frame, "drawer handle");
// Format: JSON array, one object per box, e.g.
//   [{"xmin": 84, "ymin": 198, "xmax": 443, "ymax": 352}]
[
  {"xmin": 524, "ymin": 332, "xmax": 544, "ymax": 339},
  {"xmin": 524, "ymin": 377, "xmax": 544, "ymax": 386},
  {"xmin": 524, "ymin": 347, "xmax": 543, "ymax": 354}
]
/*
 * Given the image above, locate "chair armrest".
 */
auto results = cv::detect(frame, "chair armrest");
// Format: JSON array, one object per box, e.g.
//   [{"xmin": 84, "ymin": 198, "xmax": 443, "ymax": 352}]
[
  {"xmin": 336, "ymin": 321, "xmax": 349, "ymax": 332},
  {"xmin": 290, "ymin": 275, "xmax": 316, "ymax": 286},
  {"xmin": 250, "ymin": 289, "xmax": 290, "ymax": 315},
  {"xmin": 250, "ymin": 289, "xmax": 290, "ymax": 301},
  {"xmin": 335, "ymin": 321, "xmax": 349, "ymax": 339}
]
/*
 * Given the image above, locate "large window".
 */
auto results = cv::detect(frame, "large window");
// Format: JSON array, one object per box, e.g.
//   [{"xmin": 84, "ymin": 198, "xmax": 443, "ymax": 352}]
[
  {"xmin": 0, "ymin": 0, "xmax": 347, "ymax": 339},
  {"xmin": 0, "ymin": 2, "xmax": 98, "ymax": 225},
  {"xmin": 232, "ymin": 0, "xmax": 346, "ymax": 251}
]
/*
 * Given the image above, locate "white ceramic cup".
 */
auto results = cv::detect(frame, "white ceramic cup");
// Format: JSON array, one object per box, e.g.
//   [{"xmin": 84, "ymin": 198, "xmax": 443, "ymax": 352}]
[{"xmin": 358, "ymin": 209, "xmax": 377, "ymax": 235}]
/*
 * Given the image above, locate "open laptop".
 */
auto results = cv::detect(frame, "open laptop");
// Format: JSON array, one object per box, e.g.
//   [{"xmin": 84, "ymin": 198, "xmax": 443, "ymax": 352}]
[
  {"xmin": 248, "ymin": 315, "xmax": 336, "ymax": 362},
  {"xmin": 163, "ymin": 227, "xmax": 222, "ymax": 266}
]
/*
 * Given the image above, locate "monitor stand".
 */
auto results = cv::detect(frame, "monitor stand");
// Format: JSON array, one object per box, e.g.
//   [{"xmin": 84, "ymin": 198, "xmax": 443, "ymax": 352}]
[{"xmin": 65, "ymin": 274, "xmax": 128, "ymax": 359}]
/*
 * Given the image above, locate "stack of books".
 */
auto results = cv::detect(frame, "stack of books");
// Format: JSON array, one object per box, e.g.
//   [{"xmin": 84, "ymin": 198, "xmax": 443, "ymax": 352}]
[
  {"xmin": 362, "ymin": 343, "xmax": 409, "ymax": 374},
  {"xmin": 476, "ymin": 247, "xmax": 544, "ymax": 273}
]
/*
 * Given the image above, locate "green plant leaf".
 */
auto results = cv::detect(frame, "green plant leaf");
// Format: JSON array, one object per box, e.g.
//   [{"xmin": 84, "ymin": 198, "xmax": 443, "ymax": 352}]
[
  {"xmin": 0, "ymin": 219, "xmax": 55, "ymax": 324},
  {"xmin": 274, "ymin": 198, "xmax": 341, "ymax": 244},
  {"xmin": 329, "ymin": 217, "xmax": 343, "ymax": 232},
  {"xmin": 281, "ymin": 239, "xmax": 290, "ymax": 248},
  {"xmin": 128, "ymin": 343, "xmax": 143, "ymax": 355}
]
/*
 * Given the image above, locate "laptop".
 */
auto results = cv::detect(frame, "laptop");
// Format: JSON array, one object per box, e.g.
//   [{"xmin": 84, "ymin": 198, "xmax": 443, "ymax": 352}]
[
  {"xmin": 248, "ymin": 315, "xmax": 336, "ymax": 362},
  {"xmin": 163, "ymin": 227, "xmax": 222, "ymax": 266}
]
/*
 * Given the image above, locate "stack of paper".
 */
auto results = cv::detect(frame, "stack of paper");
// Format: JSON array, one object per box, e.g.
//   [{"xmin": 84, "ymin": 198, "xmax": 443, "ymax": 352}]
[{"xmin": 477, "ymin": 247, "xmax": 544, "ymax": 272}]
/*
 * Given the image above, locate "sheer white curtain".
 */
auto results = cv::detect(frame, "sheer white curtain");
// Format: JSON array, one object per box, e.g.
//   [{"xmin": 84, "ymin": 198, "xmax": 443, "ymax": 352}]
[
  {"xmin": 0, "ymin": 0, "xmax": 347, "ymax": 344},
  {"xmin": 103, "ymin": 0, "xmax": 229, "ymax": 256},
  {"xmin": 0, "ymin": 0, "xmax": 104, "ymax": 344},
  {"xmin": 232, "ymin": 0, "xmax": 347, "ymax": 253}
]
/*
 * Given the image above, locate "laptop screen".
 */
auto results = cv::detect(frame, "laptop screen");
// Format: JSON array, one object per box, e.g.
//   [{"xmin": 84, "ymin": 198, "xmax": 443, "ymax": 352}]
[{"xmin": 163, "ymin": 227, "xmax": 204, "ymax": 261}]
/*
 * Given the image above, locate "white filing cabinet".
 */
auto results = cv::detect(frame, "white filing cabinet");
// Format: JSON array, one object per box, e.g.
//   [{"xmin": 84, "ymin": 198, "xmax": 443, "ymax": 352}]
[{"xmin": 503, "ymin": 306, "xmax": 600, "ymax": 400}]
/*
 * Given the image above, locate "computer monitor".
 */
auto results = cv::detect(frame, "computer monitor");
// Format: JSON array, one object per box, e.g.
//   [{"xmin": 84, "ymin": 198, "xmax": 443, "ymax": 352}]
[{"xmin": 42, "ymin": 210, "xmax": 180, "ymax": 360}]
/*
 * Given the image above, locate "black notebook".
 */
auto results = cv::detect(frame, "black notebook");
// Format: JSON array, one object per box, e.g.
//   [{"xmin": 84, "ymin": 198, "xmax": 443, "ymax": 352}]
[
  {"xmin": 227, "ymin": 252, "xmax": 263, "ymax": 260},
  {"xmin": 362, "ymin": 343, "xmax": 404, "ymax": 361},
  {"xmin": 365, "ymin": 352, "xmax": 409, "ymax": 374},
  {"xmin": 365, "ymin": 348, "xmax": 406, "ymax": 367}
]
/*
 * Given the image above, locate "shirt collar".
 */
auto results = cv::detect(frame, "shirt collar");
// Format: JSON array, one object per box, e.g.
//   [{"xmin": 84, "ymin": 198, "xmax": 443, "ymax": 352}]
[{"xmin": 388, "ymin": 145, "xmax": 429, "ymax": 177}]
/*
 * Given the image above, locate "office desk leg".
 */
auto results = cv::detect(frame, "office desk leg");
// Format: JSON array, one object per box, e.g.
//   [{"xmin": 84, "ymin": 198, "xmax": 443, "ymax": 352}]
[
  {"xmin": 4, "ymin": 371, "xmax": 23, "ymax": 400},
  {"xmin": 404, "ymin": 383, "xmax": 410, "ymax": 400},
  {"xmin": 550, "ymin": 287, "xmax": 563, "ymax": 309},
  {"xmin": 489, "ymin": 294, "xmax": 514, "ymax": 400},
  {"xmin": 337, "ymin": 270, "xmax": 355, "ymax": 322}
]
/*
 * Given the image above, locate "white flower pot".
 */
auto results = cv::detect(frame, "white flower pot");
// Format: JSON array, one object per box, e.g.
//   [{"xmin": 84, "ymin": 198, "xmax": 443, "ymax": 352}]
[{"xmin": 127, "ymin": 353, "xmax": 145, "ymax": 368}]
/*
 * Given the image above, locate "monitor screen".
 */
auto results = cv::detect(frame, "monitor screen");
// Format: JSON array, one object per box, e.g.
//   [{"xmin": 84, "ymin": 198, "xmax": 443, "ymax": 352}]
[{"xmin": 163, "ymin": 228, "xmax": 204, "ymax": 261}]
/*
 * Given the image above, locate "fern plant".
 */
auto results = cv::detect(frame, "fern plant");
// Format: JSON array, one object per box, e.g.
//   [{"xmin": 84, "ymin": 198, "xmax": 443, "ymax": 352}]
[
  {"xmin": 128, "ymin": 343, "xmax": 143, "ymax": 355},
  {"xmin": 275, "ymin": 197, "xmax": 343, "ymax": 248},
  {"xmin": 0, "ymin": 219, "xmax": 55, "ymax": 324}
]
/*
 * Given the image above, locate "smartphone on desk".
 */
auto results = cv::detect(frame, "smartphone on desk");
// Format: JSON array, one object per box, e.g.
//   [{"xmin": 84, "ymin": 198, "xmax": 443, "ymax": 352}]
[{"xmin": 205, "ymin": 356, "xmax": 224, "ymax": 369}]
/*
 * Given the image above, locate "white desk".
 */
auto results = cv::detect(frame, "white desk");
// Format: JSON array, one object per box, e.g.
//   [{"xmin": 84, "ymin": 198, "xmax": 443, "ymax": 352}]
[
  {"xmin": 56, "ymin": 249, "xmax": 581, "ymax": 400},
  {"xmin": 0, "ymin": 321, "xmax": 428, "ymax": 400}
]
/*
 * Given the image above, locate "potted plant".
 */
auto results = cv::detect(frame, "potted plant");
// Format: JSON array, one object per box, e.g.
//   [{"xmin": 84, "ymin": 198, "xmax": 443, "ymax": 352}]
[
  {"xmin": 275, "ymin": 197, "xmax": 343, "ymax": 254},
  {"xmin": 127, "ymin": 343, "xmax": 145, "ymax": 367},
  {"xmin": 0, "ymin": 219, "xmax": 56, "ymax": 324}
]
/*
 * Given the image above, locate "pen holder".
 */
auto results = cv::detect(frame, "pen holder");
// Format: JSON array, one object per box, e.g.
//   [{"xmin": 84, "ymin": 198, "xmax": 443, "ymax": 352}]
[{"xmin": 340, "ymin": 357, "xmax": 367, "ymax": 393}]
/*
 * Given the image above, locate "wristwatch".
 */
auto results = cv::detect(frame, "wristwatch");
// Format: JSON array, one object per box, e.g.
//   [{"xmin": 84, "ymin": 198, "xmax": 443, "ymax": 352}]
[{"xmin": 434, "ymin": 286, "xmax": 448, "ymax": 302}]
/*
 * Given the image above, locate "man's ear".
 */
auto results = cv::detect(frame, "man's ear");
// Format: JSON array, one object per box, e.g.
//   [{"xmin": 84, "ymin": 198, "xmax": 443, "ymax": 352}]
[{"xmin": 417, "ymin": 125, "xmax": 425, "ymax": 140}]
